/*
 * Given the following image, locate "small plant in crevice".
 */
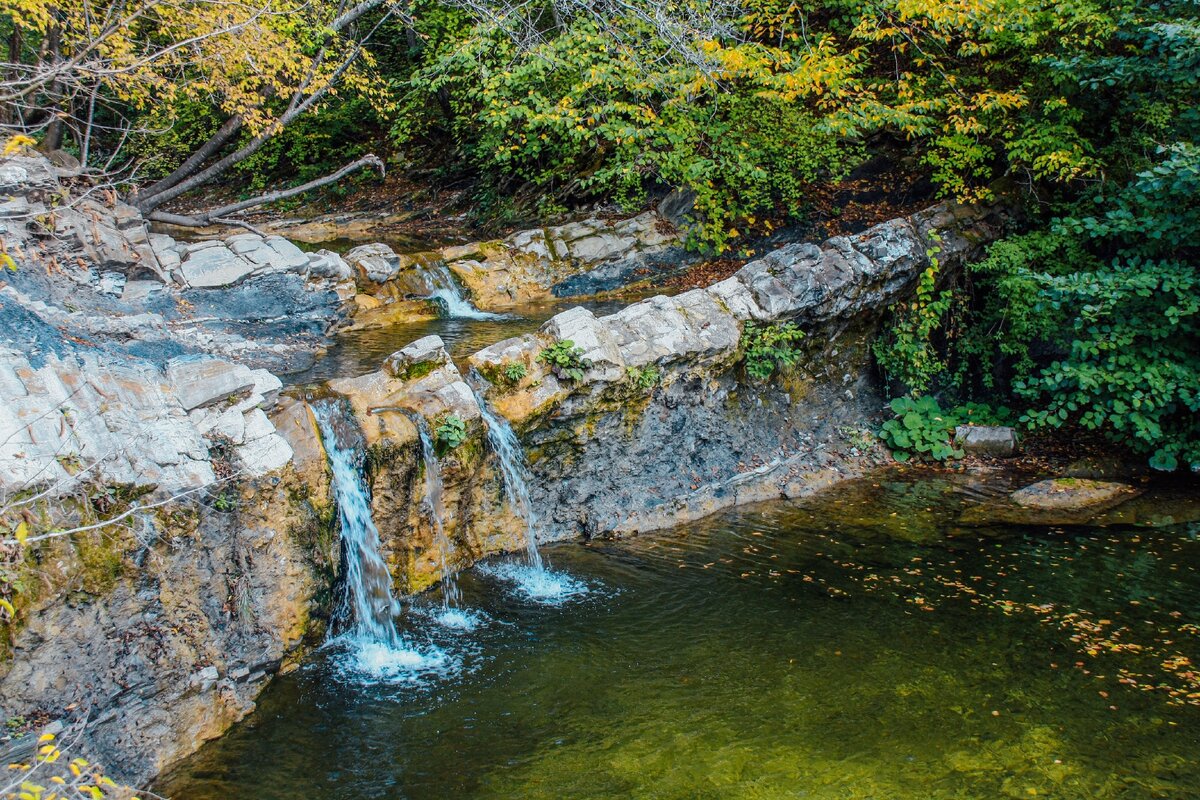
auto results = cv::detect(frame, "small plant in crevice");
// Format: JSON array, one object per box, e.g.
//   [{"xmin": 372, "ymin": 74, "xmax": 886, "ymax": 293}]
[
  {"xmin": 626, "ymin": 365, "xmax": 660, "ymax": 393},
  {"xmin": 435, "ymin": 414, "xmax": 468, "ymax": 454},
  {"xmin": 212, "ymin": 491, "xmax": 238, "ymax": 512},
  {"xmin": 503, "ymin": 361, "xmax": 528, "ymax": 384},
  {"xmin": 878, "ymin": 396, "xmax": 964, "ymax": 463},
  {"xmin": 537, "ymin": 339, "xmax": 592, "ymax": 382},
  {"xmin": 740, "ymin": 321, "xmax": 806, "ymax": 381}
]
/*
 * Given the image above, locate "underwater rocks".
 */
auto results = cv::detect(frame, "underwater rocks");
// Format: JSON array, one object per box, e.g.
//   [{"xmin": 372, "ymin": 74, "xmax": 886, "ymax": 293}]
[{"xmin": 959, "ymin": 477, "xmax": 1146, "ymax": 527}]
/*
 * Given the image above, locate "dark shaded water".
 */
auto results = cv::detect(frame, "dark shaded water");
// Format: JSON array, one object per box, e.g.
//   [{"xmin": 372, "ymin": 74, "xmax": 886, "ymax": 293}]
[{"xmin": 160, "ymin": 472, "xmax": 1200, "ymax": 799}]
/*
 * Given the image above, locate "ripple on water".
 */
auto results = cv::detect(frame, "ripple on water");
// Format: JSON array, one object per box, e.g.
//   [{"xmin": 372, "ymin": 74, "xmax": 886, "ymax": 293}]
[{"xmin": 476, "ymin": 560, "xmax": 594, "ymax": 605}]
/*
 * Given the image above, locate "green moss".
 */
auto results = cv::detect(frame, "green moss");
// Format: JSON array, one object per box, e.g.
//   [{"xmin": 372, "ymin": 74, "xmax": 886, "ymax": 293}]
[
  {"xmin": 393, "ymin": 359, "xmax": 439, "ymax": 382},
  {"xmin": 74, "ymin": 531, "xmax": 125, "ymax": 595}
]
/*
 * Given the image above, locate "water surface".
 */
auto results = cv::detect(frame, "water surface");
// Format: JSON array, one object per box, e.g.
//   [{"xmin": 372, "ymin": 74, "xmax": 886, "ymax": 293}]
[{"xmin": 159, "ymin": 472, "xmax": 1200, "ymax": 799}]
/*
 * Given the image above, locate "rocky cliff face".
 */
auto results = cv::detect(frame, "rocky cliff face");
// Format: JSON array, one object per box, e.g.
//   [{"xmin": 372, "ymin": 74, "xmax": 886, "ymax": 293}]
[
  {"xmin": 465, "ymin": 203, "xmax": 1005, "ymax": 537},
  {"xmin": 0, "ymin": 147, "xmax": 1004, "ymax": 790}
]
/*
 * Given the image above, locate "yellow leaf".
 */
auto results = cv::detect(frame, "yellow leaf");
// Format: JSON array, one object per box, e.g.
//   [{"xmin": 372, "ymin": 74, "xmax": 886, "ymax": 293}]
[{"xmin": 15, "ymin": 521, "xmax": 29, "ymax": 543}]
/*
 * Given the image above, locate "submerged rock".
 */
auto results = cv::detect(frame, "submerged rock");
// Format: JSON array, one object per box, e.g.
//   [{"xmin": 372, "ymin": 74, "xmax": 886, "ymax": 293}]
[
  {"xmin": 1011, "ymin": 478, "xmax": 1141, "ymax": 512},
  {"xmin": 960, "ymin": 477, "xmax": 1145, "ymax": 527}
]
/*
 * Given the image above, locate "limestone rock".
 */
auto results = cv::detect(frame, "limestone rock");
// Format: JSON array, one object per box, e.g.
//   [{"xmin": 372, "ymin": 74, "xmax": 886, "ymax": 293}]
[
  {"xmin": 166, "ymin": 357, "xmax": 256, "ymax": 411},
  {"xmin": 954, "ymin": 425, "xmax": 1018, "ymax": 457},
  {"xmin": 384, "ymin": 334, "xmax": 451, "ymax": 379},
  {"xmin": 346, "ymin": 242, "xmax": 402, "ymax": 283},
  {"xmin": 307, "ymin": 249, "xmax": 353, "ymax": 280},
  {"xmin": 179, "ymin": 243, "xmax": 255, "ymax": 288}
]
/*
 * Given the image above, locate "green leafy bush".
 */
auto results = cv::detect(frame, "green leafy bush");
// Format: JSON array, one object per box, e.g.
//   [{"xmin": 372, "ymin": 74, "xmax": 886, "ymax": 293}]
[
  {"xmin": 435, "ymin": 414, "xmax": 467, "ymax": 453},
  {"xmin": 740, "ymin": 321, "xmax": 806, "ymax": 381},
  {"xmin": 873, "ymin": 238, "xmax": 956, "ymax": 394},
  {"xmin": 537, "ymin": 340, "xmax": 592, "ymax": 382},
  {"xmin": 878, "ymin": 396, "xmax": 964, "ymax": 463}
]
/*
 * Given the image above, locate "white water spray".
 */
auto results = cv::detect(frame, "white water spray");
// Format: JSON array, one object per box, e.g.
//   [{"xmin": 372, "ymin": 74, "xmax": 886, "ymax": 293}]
[{"xmin": 424, "ymin": 263, "xmax": 503, "ymax": 320}]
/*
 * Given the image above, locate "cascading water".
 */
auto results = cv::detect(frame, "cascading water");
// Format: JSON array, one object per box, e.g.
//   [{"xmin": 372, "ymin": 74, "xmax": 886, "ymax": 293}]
[
  {"xmin": 469, "ymin": 374, "xmax": 589, "ymax": 603},
  {"xmin": 408, "ymin": 413, "xmax": 462, "ymax": 609},
  {"xmin": 311, "ymin": 400, "xmax": 451, "ymax": 678},
  {"xmin": 469, "ymin": 379, "xmax": 543, "ymax": 570},
  {"xmin": 312, "ymin": 401, "xmax": 402, "ymax": 646},
  {"xmin": 423, "ymin": 263, "xmax": 503, "ymax": 320}
]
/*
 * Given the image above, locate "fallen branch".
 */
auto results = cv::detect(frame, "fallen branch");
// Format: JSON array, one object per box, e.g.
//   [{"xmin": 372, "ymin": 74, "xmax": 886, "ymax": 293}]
[{"xmin": 146, "ymin": 154, "xmax": 384, "ymax": 229}]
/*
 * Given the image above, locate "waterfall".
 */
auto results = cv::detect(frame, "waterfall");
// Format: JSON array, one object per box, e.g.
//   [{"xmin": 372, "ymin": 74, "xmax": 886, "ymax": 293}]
[
  {"xmin": 424, "ymin": 263, "xmax": 503, "ymax": 320},
  {"xmin": 311, "ymin": 400, "xmax": 401, "ymax": 647},
  {"xmin": 408, "ymin": 413, "xmax": 461, "ymax": 609},
  {"xmin": 468, "ymin": 376, "xmax": 543, "ymax": 570}
]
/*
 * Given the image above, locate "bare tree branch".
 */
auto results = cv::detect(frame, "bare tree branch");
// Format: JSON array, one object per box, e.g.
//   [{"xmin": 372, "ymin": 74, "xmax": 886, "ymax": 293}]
[{"xmin": 146, "ymin": 154, "xmax": 384, "ymax": 227}]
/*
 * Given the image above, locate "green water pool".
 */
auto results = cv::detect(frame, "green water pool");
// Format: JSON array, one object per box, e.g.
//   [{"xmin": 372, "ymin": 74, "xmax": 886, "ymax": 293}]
[{"xmin": 159, "ymin": 471, "xmax": 1200, "ymax": 799}]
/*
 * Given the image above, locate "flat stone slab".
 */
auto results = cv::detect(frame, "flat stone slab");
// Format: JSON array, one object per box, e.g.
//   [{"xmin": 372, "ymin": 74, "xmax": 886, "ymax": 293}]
[
  {"xmin": 180, "ymin": 245, "xmax": 255, "ymax": 288},
  {"xmin": 166, "ymin": 357, "xmax": 256, "ymax": 411}
]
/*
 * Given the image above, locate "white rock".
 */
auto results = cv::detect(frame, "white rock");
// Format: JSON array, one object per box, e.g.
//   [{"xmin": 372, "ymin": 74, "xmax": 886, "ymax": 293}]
[
  {"xmin": 179, "ymin": 245, "xmax": 255, "ymax": 288},
  {"xmin": 165, "ymin": 358, "xmax": 256, "ymax": 411},
  {"xmin": 236, "ymin": 432, "xmax": 293, "ymax": 475}
]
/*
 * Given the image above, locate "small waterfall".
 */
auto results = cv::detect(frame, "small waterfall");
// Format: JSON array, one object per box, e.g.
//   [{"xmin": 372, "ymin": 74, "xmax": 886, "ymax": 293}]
[
  {"xmin": 312, "ymin": 401, "xmax": 401, "ymax": 647},
  {"xmin": 469, "ymin": 380, "xmax": 543, "ymax": 570},
  {"xmin": 424, "ymin": 263, "xmax": 503, "ymax": 320},
  {"xmin": 408, "ymin": 413, "xmax": 462, "ymax": 609}
]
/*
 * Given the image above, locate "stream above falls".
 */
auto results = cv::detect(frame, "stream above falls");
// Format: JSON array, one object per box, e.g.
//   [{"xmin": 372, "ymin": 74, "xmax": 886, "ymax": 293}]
[{"xmin": 157, "ymin": 470, "xmax": 1200, "ymax": 800}]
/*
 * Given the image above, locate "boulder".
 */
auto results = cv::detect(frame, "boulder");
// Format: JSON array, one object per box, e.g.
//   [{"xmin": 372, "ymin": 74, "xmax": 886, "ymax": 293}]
[
  {"xmin": 954, "ymin": 425, "xmax": 1017, "ymax": 457},
  {"xmin": 179, "ymin": 244, "xmax": 255, "ymax": 288},
  {"xmin": 165, "ymin": 357, "xmax": 256, "ymax": 411},
  {"xmin": 1010, "ymin": 478, "xmax": 1140, "ymax": 512},
  {"xmin": 345, "ymin": 242, "xmax": 402, "ymax": 283},
  {"xmin": 383, "ymin": 334, "xmax": 451, "ymax": 379},
  {"xmin": 307, "ymin": 249, "xmax": 353, "ymax": 280}
]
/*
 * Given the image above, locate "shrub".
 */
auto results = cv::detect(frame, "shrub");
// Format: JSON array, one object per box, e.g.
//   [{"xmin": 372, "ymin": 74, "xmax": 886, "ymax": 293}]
[
  {"xmin": 740, "ymin": 321, "xmax": 806, "ymax": 381},
  {"xmin": 434, "ymin": 414, "xmax": 467, "ymax": 453},
  {"xmin": 537, "ymin": 340, "xmax": 592, "ymax": 382},
  {"xmin": 878, "ymin": 396, "xmax": 964, "ymax": 463}
]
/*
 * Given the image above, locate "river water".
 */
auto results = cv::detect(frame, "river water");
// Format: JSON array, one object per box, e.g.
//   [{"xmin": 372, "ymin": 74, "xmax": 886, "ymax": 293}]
[{"xmin": 158, "ymin": 470, "xmax": 1200, "ymax": 799}]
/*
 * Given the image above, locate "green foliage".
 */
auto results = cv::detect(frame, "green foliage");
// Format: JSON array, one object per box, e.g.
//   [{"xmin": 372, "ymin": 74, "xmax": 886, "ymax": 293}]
[
  {"xmin": 740, "ymin": 321, "xmax": 806, "ymax": 381},
  {"xmin": 502, "ymin": 362, "xmax": 528, "ymax": 384},
  {"xmin": 395, "ymin": 17, "xmax": 857, "ymax": 249},
  {"xmin": 435, "ymin": 414, "xmax": 468, "ymax": 452},
  {"xmin": 212, "ymin": 492, "xmax": 238, "ymax": 512},
  {"xmin": 873, "ymin": 239, "xmax": 954, "ymax": 394},
  {"xmin": 626, "ymin": 365, "xmax": 660, "ymax": 392},
  {"xmin": 537, "ymin": 340, "xmax": 593, "ymax": 382},
  {"xmin": 878, "ymin": 396, "xmax": 964, "ymax": 463}
]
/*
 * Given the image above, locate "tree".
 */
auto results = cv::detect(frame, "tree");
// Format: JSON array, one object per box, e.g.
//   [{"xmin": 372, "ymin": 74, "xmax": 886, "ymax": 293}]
[{"xmin": 0, "ymin": 0, "xmax": 395, "ymax": 227}]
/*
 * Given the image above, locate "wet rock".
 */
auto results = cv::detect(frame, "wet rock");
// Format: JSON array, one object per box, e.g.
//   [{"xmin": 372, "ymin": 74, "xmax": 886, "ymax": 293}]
[
  {"xmin": 383, "ymin": 334, "xmax": 450, "ymax": 379},
  {"xmin": 444, "ymin": 211, "xmax": 683, "ymax": 310},
  {"xmin": 954, "ymin": 425, "xmax": 1017, "ymax": 457},
  {"xmin": 1011, "ymin": 478, "xmax": 1140, "ymax": 512}
]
